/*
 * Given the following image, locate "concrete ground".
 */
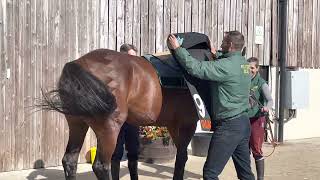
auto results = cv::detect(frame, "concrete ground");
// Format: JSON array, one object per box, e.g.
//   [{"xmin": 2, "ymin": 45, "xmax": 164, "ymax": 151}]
[{"xmin": 1, "ymin": 138, "xmax": 320, "ymax": 180}]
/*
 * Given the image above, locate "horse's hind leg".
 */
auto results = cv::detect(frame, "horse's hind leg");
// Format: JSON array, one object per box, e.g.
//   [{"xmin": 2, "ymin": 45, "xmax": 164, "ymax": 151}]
[
  {"xmin": 169, "ymin": 123, "xmax": 196, "ymax": 180},
  {"xmin": 90, "ymin": 112, "xmax": 126, "ymax": 180},
  {"xmin": 62, "ymin": 116, "xmax": 89, "ymax": 180}
]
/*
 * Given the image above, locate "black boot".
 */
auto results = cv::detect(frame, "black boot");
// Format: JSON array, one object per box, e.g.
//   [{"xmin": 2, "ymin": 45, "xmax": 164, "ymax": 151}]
[
  {"xmin": 255, "ymin": 159, "xmax": 265, "ymax": 180},
  {"xmin": 128, "ymin": 160, "xmax": 138, "ymax": 180},
  {"xmin": 111, "ymin": 160, "xmax": 120, "ymax": 180}
]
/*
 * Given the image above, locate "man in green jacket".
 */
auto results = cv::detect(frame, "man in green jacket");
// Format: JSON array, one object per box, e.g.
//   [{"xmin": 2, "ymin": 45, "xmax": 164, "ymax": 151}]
[{"xmin": 168, "ymin": 31, "xmax": 255, "ymax": 180}]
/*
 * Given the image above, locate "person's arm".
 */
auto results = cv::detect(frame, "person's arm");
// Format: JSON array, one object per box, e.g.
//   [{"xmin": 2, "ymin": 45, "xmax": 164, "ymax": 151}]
[
  {"xmin": 261, "ymin": 83, "xmax": 273, "ymax": 111},
  {"xmin": 210, "ymin": 46, "xmax": 224, "ymax": 59},
  {"xmin": 173, "ymin": 47, "xmax": 228, "ymax": 81}
]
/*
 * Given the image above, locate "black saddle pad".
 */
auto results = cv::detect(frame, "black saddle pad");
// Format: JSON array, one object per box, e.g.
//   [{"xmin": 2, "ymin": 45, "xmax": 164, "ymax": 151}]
[{"xmin": 143, "ymin": 53, "xmax": 186, "ymax": 88}]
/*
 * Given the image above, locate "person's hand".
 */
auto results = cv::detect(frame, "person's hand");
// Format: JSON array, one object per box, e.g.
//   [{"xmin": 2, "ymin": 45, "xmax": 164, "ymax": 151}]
[
  {"xmin": 167, "ymin": 34, "xmax": 180, "ymax": 50},
  {"xmin": 211, "ymin": 46, "xmax": 217, "ymax": 55},
  {"xmin": 261, "ymin": 107, "xmax": 269, "ymax": 112}
]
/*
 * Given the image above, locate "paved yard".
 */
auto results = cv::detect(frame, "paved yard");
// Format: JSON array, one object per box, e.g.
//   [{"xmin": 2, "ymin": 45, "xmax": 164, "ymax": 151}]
[{"xmin": 0, "ymin": 138, "xmax": 320, "ymax": 180}]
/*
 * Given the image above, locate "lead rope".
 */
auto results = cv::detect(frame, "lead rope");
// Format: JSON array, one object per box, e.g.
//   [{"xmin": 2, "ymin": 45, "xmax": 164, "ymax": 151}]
[
  {"xmin": 262, "ymin": 112, "xmax": 278, "ymax": 158},
  {"xmin": 249, "ymin": 93, "xmax": 278, "ymax": 158}
]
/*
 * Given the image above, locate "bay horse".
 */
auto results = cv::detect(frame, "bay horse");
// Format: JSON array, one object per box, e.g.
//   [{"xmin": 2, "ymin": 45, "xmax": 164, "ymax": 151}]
[{"xmin": 40, "ymin": 48, "xmax": 199, "ymax": 180}]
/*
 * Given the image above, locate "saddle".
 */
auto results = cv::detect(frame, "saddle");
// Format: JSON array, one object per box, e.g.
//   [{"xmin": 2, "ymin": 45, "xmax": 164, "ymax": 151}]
[
  {"xmin": 143, "ymin": 32, "xmax": 213, "ymax": 89},
  {"xmin": 143, "ymin": 32, "xmax": 214, "ymax": 131},
  {"xmin": 143, "ymin": 52, "xmax": 186, "ymax": 88}
]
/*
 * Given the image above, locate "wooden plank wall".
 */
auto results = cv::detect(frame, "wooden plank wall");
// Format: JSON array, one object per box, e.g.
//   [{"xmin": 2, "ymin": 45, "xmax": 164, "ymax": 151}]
[
  {"xmin": 0, "ymin": 0, "xmax": 274, "ymax": 171},
  {"xmin": 286, "ymin": 0, "xmax": 320, "ymax": 68}
]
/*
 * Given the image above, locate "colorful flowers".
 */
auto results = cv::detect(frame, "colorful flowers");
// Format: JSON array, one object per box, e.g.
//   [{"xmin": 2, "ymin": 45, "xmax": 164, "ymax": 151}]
[{"xmin": 139, "ymin": 126, "xmax": 171, "ymax": 145}]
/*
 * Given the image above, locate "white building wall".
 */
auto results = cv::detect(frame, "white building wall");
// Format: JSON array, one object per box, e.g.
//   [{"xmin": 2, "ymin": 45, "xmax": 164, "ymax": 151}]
[{"xmin": 270, "ymin": 68, "xmax": 320, "ymax": 140}]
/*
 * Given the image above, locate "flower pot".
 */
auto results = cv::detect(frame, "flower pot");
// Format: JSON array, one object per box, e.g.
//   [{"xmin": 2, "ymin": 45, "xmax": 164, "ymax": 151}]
[{"xmin": 139, "ymin": 137, "xmax": 176, "ymax": 164}]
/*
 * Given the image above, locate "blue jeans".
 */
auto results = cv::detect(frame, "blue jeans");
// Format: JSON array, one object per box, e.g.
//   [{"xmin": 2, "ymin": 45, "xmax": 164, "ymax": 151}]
[
  {"xmin": 203, "ymin": 114, "xmax": 255, "ymax": 180},
  {"xmin": 111, "ymin": 122, "xmax": 140, "ymax": 161}
]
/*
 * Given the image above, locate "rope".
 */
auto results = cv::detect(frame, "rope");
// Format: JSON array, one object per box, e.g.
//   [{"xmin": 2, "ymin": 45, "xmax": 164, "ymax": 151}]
[
  {"xmin": 262, "ymin": 114, "xmax": 278, "ymax": 158},
  {"xmin": 249, "ymin": 92, "xmax": 278, "ymax": 158}
]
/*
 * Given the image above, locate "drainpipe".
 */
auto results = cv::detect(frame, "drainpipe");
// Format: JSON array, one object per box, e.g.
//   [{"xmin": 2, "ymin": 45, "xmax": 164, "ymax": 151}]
[{"xmin": 278, "ymin": 0, "xmax": 288, "ymax": 142}]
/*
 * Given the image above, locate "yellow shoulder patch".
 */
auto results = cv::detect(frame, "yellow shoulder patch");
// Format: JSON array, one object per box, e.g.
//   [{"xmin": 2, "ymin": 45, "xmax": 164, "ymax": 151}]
[
  {"xmin": 251, "ymin": 86, "xmax": 259, "ymax": 91},
  {"xmin": 241, "ymin": 64, "xmax": 250, "ymax": 74}
]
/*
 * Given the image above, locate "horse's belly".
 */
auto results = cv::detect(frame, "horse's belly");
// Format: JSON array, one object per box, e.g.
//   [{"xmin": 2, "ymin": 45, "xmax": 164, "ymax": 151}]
[
  {"xmin": 127, "ymin": 88, "xmax": 197, "ymax": 127},
  {"xmin": 127, "ymin": 108, "xmax": 161, "ymax": 126},
  {"xmin": 151, "ymin": 88, "xmax": 197, "ymax": 126}
]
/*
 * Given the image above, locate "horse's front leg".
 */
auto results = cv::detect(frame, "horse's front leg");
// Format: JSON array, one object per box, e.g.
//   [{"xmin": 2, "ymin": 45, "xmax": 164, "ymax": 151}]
[
  {"xmin": 62, "ymin": 117, "xmax": 89, "ymax": 180},
  {"xmin": 169, "ymin": 124, "xmax": 196, "ymax": 180}
]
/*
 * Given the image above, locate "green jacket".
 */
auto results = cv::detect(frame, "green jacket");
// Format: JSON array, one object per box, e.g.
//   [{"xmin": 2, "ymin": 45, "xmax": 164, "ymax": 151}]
[
  {"xmin": 248, "ymin": 74, "xmax": 267, "ymax": 118},
  {"xmin": 174, "ymin": 47, "xmax": 251, "ymax": 120}
]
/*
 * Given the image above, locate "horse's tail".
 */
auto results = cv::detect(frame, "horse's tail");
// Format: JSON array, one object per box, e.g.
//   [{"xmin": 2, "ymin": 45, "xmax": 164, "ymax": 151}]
[{"xmin": 39, "ymin": 61, "xmax": 117, "ymax": 118}]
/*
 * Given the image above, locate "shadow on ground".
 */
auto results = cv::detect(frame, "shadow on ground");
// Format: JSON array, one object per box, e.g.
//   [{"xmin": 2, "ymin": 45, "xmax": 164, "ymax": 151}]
[
  {"xmin": 134, "ymin": 162, "xmax": 202, "ymax": 179},
  {"xmin": 26, "ymin": 162, "xmax": 201, "ymax": 180},
  {"xmin": 26, "ymin": 169, "xmax": 95, "ymax": 180}
]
